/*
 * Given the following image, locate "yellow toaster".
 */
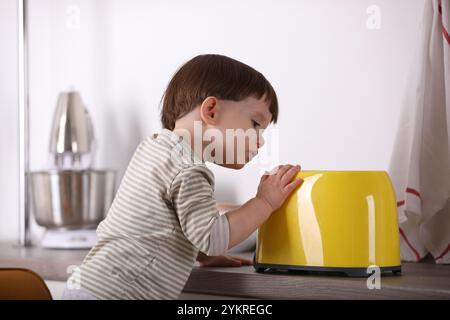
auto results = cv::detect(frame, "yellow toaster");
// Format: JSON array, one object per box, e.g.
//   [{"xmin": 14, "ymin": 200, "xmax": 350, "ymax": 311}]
[{"xmin": 254, "ymin": 171, "xmax": 401, "ymax": 277}]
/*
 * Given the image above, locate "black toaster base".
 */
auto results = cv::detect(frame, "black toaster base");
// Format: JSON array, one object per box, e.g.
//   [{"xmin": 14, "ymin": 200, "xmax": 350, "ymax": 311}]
[{"xmin": 253, "ymin": 260, "xmax": 402, "ymax": 277}]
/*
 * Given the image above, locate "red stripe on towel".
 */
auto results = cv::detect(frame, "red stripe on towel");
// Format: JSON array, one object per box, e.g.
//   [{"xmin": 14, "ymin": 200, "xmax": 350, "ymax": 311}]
[
  {"xmin": 406, "ymin": 187, "xmax": 421, "ymax": 199},
  {"xmin": 396, "ymin": 187, "xmax": 421, "ymax": 207},
  {"xmin": 399, "ymin": 227, "xmax": 421, "ymax": 262},
  {"xmin": 435, "ymin": 243, "xmax": 450, "ymax": 261},
  {"xmin": 443, "ymin": 27, "xmax": 450, "ymax": 45},
  {"xmin": 438, "ymin": 0, "xmax": 450, "ymax": 45}
]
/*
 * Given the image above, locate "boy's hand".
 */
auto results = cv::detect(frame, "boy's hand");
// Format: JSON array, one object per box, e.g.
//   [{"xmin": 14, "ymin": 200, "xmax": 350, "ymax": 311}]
[
  {"xmin": 256, "ymin": 164, "xmax": 303, "ymax": 211},
  {"xmin": 197, "ymin": 252, "xmax": 252, "ymax": 267}
]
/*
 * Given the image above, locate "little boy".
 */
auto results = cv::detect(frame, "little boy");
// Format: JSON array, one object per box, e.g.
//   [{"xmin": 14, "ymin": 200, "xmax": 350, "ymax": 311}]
[{"xmin": 63, "ymin": 54, "xmax": 302, "ymax": 300}]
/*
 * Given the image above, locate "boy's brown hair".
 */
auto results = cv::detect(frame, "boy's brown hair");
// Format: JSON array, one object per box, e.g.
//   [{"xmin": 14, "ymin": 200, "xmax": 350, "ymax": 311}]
[{"xmin": 160, "ymin": 54, "xmax": 278, "ymax": 130}]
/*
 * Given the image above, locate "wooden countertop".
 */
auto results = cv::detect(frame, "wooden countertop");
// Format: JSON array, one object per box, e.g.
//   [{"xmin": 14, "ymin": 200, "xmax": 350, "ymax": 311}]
[{"xmin": 1, "ymin": 243, "xmax": 449, "ymax": 299}]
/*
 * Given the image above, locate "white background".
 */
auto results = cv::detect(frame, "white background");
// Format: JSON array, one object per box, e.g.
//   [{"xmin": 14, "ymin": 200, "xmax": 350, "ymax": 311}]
[{"xmin": 0, "ymin": 0, "xmax": 426, "ymax": 242}]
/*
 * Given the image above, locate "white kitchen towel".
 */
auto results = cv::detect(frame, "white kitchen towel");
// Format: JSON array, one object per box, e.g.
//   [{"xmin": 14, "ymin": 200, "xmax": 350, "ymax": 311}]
[{"xmin": 389, "ymin": 0, "xmax": 450, "ymax": 263}]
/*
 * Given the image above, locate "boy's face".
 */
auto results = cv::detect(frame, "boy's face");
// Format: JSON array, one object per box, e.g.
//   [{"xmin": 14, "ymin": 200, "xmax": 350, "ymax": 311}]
[{"xmin": 200, "ymin": 95, "xmax": 273, "ymax": 169}]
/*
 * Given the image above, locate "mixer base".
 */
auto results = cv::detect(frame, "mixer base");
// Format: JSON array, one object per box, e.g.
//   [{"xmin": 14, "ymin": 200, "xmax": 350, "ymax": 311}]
[{"xmin": 40, "ymin": 229, "xmax": 97, "ymax": 249}]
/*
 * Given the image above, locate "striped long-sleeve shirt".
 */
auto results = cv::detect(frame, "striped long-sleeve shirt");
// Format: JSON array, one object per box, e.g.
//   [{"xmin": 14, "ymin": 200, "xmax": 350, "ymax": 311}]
[{"xmin": 67, "ymin": 129, "xmax": 229, "ymax": 299}]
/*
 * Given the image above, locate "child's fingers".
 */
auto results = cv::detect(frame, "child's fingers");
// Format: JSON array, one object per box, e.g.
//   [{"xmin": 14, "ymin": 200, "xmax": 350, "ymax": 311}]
[
  {"xmin": 222, "ymin": 257, "xmax": 243, "ymax": 267},
  {"xmin": 266, "ymin": 165, "xmax": 282, "ymax": 176},
  {"xmin": 281, "ymin": 165, "xmax": 301, "ymax": 186},
  {"xmin": 198, "ymin": 256, "xmax": 242, "ymax": 267},
  {"xmin": 229, "ymin": 256, "xmax": 253, "ymax": 265},
  {"xmin": 261, "ymin": 164, "xmax": 284, "ymax": 180},
  {"xmin": 275, "ymin": 165, "xmax": 292, "ymax": 179},
  {"xmin": 283, "ymin": 178, "xmax": 303, "ymax": 195}
]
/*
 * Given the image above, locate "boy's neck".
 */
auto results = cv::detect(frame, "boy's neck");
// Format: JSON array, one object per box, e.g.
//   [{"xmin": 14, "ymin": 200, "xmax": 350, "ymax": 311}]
[{"xmin": 173, "ymin": 121, "xmax": 207, "ymax": 163}]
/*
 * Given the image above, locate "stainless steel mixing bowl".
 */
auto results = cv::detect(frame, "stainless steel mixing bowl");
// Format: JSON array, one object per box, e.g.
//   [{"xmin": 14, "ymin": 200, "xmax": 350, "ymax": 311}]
[{"xmin": 30, "ymin": 169, "xmax": 116, "ymax": 229}]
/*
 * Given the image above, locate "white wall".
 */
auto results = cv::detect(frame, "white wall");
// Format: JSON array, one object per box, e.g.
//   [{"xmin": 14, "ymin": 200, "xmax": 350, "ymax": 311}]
[
  {"xmin": 0, "ymin": 0, "xmax": 19, "ymax": 241},
  {"xmin": 0, "ymin": 0, "xmax": 426, "ymax": 242}
]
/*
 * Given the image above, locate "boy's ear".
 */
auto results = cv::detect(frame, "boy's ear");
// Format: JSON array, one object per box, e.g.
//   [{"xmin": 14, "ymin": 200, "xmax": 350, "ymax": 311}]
[{"xmin": 199, "ymin": 96, "xmax": 219, "ymax": 125}]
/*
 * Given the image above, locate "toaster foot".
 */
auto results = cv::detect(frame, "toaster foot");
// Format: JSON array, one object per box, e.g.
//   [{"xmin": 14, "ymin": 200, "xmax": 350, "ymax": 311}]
[{"xmin": 255, "ymin": 266, "xmax": 268, "ymax": 273}]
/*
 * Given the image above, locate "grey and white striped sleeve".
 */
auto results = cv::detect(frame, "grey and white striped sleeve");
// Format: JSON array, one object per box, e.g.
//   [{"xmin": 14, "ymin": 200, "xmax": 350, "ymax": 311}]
[{"xmin": 170, "ymin": 165, "xmax": 228, "ymax": 255}]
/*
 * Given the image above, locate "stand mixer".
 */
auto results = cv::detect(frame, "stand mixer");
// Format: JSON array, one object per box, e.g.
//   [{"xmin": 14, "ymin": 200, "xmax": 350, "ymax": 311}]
[{"xmin": 30, "ymin": 91, "xmax": 116, "ymax": 249}]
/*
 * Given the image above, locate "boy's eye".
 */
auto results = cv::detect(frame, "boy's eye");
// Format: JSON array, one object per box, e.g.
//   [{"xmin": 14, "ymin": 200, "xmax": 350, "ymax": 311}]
[{"xmin": 252, "ymin": 120, "xmax": 260, "ymax": 128}]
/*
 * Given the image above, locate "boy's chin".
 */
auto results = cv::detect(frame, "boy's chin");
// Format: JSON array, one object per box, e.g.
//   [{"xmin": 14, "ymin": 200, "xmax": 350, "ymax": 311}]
[{"xmin": 216, "ymin": 163, "xmax": 247, "ymax": 170}]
